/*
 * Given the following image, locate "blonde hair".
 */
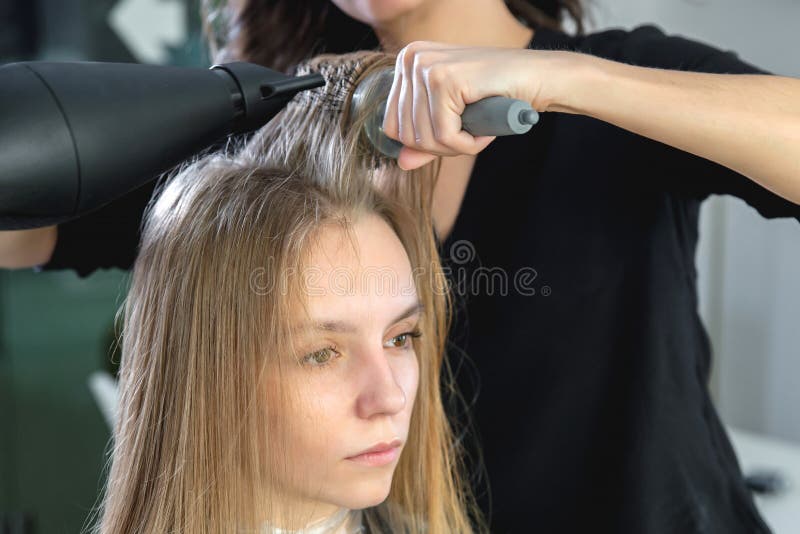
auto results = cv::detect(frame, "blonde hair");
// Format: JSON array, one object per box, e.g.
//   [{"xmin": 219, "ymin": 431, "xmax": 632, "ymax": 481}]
[{"xmin": 93, "ymin": 51, "xmax": 484, "ymax": 533}]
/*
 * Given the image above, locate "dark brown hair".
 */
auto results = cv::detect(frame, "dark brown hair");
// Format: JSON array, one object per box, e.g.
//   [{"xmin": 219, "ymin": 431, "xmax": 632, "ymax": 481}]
[{"xmin": 202, "ymin": 0, "xmax": 587, "ymax": 74}]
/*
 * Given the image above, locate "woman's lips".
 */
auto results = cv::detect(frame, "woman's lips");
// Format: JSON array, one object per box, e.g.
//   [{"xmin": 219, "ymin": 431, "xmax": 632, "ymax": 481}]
[{"xmin": 346, "ymin": 439, "xmax": 402, "ymax": 467}]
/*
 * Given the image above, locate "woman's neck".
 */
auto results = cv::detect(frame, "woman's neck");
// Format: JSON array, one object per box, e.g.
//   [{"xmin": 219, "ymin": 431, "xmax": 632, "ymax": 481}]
[
  {"xmin": 263, "ymin": 507, "xmax": 363, "ymax": 534},
  {"xmin": 372, "ymin": 0, "xmax": 535, "ymax": 52}
]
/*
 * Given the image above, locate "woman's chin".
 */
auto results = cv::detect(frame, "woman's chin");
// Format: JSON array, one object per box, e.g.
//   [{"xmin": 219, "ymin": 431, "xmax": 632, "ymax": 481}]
[
  {"xmin": 331, "ymin": 0, "xmax": 427, "ymax": 26},
  {"xmin": 335, "ymin": 475, "xmax": 394, "ymax": 510}
]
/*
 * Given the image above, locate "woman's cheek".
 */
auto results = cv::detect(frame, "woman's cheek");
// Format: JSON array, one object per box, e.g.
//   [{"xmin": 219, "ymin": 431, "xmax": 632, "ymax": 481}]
[{"xmin": 400, "ymin": 352, "xmax": 420, "ymax": 413}]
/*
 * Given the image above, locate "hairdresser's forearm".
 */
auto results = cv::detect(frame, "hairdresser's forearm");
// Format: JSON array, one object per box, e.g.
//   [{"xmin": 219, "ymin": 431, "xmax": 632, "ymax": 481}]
[
  {"xmin": 0, "ymin": 226, "xmax": 57, "ymax": 269},
  {"xmin": 545, "ymin": 52, "xmax": 800, "ymax": 204}
]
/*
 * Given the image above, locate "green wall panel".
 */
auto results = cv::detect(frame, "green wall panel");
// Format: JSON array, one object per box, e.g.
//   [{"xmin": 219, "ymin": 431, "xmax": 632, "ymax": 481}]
[{"xmin": 1, "ymin": 268, "xmax": 129, "ymax": 534}]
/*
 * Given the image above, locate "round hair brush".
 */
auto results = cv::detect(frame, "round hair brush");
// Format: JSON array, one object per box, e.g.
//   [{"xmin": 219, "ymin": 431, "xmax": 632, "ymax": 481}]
[
  {"xmin": 292, "ymin": 53, "xmax": 540, "ymax": 160},
  {"xmin": 350, "ymin": 68, "xmax": 540, "ymax": 159}
]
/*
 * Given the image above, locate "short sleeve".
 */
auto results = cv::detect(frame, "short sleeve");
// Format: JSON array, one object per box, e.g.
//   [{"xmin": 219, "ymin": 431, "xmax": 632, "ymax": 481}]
[
  {"xmin": 35, "ymin": 179, "xmax": 158, "ymax": 278},
  {"xmin": 582, "ymin": 24, "xmax": 800, "ymax": 221}
]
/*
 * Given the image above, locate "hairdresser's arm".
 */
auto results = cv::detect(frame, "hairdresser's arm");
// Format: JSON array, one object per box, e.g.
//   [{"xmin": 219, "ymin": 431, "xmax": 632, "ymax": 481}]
[
  {"xmin": 0, "ymin": 226, "xmax": 57, "ymax": 269},
  {"xmin": 384, "ymin": 42, "xmax": 800, "ymax": 205},
  {"xmin": 549, "ymin": 53, "xmax": 800, "ymax": 204}
]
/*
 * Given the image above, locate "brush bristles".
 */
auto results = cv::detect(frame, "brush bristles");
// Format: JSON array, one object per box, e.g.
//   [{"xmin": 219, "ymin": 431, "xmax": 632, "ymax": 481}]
[
  {"xmin": 290, "ymin": 50, "xmax": 386, "ymax": 111},
  {"xmin": 279, "ymin": 50, "xmax": 397, "ymax": 169}
]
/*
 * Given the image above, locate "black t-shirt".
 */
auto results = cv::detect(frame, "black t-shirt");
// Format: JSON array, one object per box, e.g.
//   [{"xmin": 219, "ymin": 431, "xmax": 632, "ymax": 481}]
[
  {"xmin": 437, "ymin": 25, "xmax": 799, "ymax": 534},
  {"xmin": 38, "ymin": 23, "xmax": 799, "ymax": 534}
]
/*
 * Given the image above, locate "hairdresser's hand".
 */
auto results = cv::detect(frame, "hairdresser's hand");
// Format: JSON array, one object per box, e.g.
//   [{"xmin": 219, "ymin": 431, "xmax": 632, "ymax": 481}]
[{"xmin": 381, "ymin": 40, "xmax": 571, "ymax": 170}]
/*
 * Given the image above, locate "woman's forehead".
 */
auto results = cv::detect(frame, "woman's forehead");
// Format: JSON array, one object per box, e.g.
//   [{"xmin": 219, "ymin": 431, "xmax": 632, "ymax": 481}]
[{"xmin": 302, "ymin": 214, "xmax": 416, "ymax": 293}]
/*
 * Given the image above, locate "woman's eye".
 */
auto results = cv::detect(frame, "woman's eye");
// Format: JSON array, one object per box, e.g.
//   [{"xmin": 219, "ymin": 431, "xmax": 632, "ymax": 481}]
[
  {"xmin": 386, "ymin": 329, "xmax": 422, "ymax": 349},
  {"xmin": 302, "ymin": 347, "xmax": 338, "ymax": 367}
]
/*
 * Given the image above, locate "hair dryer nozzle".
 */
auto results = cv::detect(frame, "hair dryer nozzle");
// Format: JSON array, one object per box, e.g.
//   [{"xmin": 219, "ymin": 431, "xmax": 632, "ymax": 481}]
[{"xmin": 211, "ymin": 62, "xmax": 325, "ymax": 134}]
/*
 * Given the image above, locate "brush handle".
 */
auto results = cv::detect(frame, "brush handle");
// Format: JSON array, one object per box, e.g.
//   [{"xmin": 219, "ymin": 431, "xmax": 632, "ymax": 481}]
[{"xmin": 460, "ymin": 96, "xmax": 539, "ymax": 136}]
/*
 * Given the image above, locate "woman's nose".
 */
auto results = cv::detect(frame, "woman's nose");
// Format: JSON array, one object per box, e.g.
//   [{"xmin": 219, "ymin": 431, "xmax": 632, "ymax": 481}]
[{"xmin": 354, "ymin": 349, "xmax": 407, "ymax": 419}]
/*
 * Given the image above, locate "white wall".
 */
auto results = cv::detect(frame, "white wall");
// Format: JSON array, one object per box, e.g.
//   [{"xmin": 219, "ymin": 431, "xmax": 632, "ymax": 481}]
[{"xmin": 589, "ymin": 0, "xmax": 800, "ymax": 443}]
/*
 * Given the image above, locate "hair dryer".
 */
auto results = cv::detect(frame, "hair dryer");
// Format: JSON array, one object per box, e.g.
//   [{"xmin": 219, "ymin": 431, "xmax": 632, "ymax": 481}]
[{"xmin": 0, "ymin": 61, "xmax": 324, "ymax": 230}]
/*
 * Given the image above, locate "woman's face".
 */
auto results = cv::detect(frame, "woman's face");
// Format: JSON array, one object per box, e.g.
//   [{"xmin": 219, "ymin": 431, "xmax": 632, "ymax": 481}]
[
  {"xmin": 329, "ymin": 0, "xmax": 428, "ymax": 26},
  {"xmin": 269, "ymin": 212, "xmax": 421, "ymax": 521}
]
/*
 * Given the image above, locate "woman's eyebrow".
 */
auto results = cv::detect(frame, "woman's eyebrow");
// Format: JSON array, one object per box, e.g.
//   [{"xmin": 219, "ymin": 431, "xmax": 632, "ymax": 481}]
[
  {"xmin": 293, "ymin": 300, "xmax": 424, "ymax": 334},
  {"xmin": 389, "ymin": 300, "xmax": 425, "ymax": 326}
]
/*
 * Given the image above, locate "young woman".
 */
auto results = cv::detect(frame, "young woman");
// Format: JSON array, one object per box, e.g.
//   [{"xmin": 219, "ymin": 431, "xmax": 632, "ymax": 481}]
[
  {"xmin": 93, "ymin": 52, "xmax": 481, "ymax": 533},
  {"xmin": 12, "ymin": 1, "xmax": 798, "ymax": 532}
]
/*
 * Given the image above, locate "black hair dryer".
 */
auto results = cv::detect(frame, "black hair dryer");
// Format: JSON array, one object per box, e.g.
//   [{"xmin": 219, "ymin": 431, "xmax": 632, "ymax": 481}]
[{"xmin": 0, "ymin": 61, "xmax": 324, "ymax": 230}]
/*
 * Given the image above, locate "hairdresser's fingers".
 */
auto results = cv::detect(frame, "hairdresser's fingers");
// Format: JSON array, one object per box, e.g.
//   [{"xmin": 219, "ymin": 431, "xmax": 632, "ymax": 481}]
[
  {"xmin": 423, "ymin": 66, "xmax": 498, "ymax": 156},
  {"xmin": 382, "ymin": 45, "xmax": 410, "ymax": 144},
  {"xmin": 384, "ymin": 41, "xmax": 453, "ymax": 149},
  {"xmin": 409, "ymin": 45, "xmax": 464, "ymax": 155},
  {"xmin": 397, "ymin": 147, "xmax": 438, "ymax": 171},
  {"xmin": 397, "ymin": 53, "xmax": 418, "ymax": 149},
  {"xmin": 430, "ymin": 83, "xmax": 474, "ymax": 154},
  {"xmin": 411, "ymin": 56, "xmax": 443, "ymax": 153},
  {"xmin": 408, "ymin": 42, "xmax": 497, "ymax": 155},
  {"xmin": 385, "ymin": 41, "xmax": 499, "ymax": 159}
]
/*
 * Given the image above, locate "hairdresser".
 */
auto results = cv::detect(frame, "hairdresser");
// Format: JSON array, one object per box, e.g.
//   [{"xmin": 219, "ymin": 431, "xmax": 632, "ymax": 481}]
[{"xmin": 2, "ymin": 1, "xmax": 799, "ymax": 532}]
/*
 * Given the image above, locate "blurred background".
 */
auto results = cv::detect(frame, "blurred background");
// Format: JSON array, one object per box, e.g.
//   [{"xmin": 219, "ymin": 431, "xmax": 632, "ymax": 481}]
[{"xmin": 0, "ymin": 0, "xmax": 798, "ymax": 532}]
